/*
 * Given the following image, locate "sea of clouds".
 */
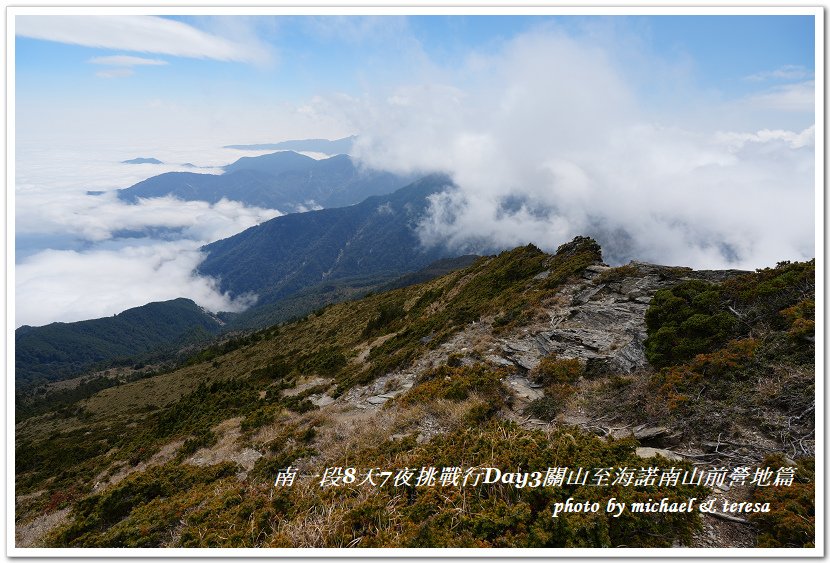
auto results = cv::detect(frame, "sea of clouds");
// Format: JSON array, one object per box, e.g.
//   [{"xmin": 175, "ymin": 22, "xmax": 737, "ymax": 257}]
[
  {"xmin": 14, "ymin": 23, "xmax": 815, "ymax": 328},
  {"xmin": 14, "ymin": 143, "xmax": 281, "ymax": 327},
  {"xmin": 339, "ymin": 29, "xmax": 815, "ymax": 270}
]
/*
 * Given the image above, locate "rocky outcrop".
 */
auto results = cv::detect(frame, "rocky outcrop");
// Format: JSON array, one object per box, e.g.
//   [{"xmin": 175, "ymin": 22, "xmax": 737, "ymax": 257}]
[
  {"xmin": 334, "ymin": 256, "xmax": 747, "ymax": 425},
  {"xmin": 494, "ymin": 261, "xmax": 746, "ymax": 377}
]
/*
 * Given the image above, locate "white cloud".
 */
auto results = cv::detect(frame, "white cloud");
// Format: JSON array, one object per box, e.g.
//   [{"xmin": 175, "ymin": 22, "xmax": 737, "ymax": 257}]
[
  {"xmin": 14, "ymin": 191, "xmax": 280, "ymax": 326},
  {"xmin": 13, "ymin": 192, "xmax": 278, "ymax": 326},
  {"xmin": 741, "ymin": 81, "xmax": 815, "ymax": 113},
  {"xmin": 745, "ymin": 65, "xmax": 812, "ymax": 82},
  {"xmin": 339, "ymin": 28, "xmax": 814, "ymax": 270},
  {"xmin": 714, "ymin": 125, "xmax": 815, "ymax": 151},
  {"xmin": 89, "ymin": 55, "xmax": 168, "ymax": 66},
  {"xmin": 16, "ymin": 190, "xmax": 280, "ymax": 246},
  {"xmin": 15, "ymin": 15, "xmax": 271, "ymax": 64},
  {"xmin": 15, "ymin": 143, "xmax": 283, "ymax": 326},
  {"xmin": 16, "ymin": 242, "xmax": 256, "ymax": 327}
]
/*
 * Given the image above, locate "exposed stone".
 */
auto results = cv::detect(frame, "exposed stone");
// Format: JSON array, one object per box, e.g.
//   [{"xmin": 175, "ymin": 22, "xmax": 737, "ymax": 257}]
[
  {"xmin": 572, "ymin": 284, "xmax": 605, "ymax": 305},
  {"xmin": 486, "ymin": 354, "xmax": 514, "ymax": 367},
  {"xmin": 506, "ymin": 373, "xmax": 544, "ymax": 401},
  {"xmin": 15, "ymin": 507, "xmax": 71, "ymax": 548},
  {"xmin": 635, "ymin": 447, "xmax": 683, "ymax": 461},
  {"xmin": 634, "ymin": 426, "xmax": 670, "ymax": 442},
  {"xmin": 232, "ymin": 448, "xmax": 263, "ymax": 471},
  {"xmin": 585, "ymin": 264, "xmax": 611, "ymax": 273},
  {"xmin": 310, "ymin": 394, "xmax": 335, "ymax": 407}
]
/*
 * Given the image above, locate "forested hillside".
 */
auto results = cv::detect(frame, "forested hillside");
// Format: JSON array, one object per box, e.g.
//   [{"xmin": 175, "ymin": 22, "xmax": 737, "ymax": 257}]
[{"xmin": 15, "ymin": 298, "xmax": 223, "ymax": 388}]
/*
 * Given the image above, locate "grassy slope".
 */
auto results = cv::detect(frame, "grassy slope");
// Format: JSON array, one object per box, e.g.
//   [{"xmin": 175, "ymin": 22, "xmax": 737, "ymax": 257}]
[{"xmin": 14, "ymin": 239, "xmax": 815, "ymax": 548}]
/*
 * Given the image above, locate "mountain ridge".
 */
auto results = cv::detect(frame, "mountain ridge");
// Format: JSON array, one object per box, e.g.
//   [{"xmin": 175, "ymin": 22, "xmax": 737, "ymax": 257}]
[
  {"xmin": 197, "ymin": 173, "xmax": 455, "ymax": 307},
  {"xmin": 118, "ymin": 150, "xmax": 412, "ymax": 212},
  {"xmin": 223, "ymin": 136, "xmax": 356, "ymax": 153},
  {"xmin": 15, "ymin": 298, "xmax": 224, "ymax": 388}
]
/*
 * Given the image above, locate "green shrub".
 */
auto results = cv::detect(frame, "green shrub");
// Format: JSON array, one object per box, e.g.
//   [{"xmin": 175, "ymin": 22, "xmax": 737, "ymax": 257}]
[
  {"xmin": 644, "ymin": 280, "xmax": 737, "ymax": 368},
  {"xmin": 543, "ymin": 236, "xmax": 603, "ymax": 289},
  {"xmin": 523, "ymin": 397, "xmax": 561, "ymax": 421},
  {"xmin": 397, "ymin": 363, "xmax": 507, "ymax": 407},
  {"xmin": 751, "ymin": 455, "xmax": 814, "ymax": 548},
  {"xmin": 533, "ymin": 356, "xmax": 583, "ymax": 386},
  {"xmin": 179, "ymin": 428, "xmax": 218, "ymax": 457},
  {"xmin": 594, "ymin": 263, "xmax": 639, "ymax": 284},
  {"xmin": 49, "ymin": 462, "xmax": 237, "ymax": 547},
  {"xmin": 241, "ymin": 408, "xmax": 276, "ymax": 432},
  {"xmin": 363, "ymin": 301, "xmax": 405, "ymax": 337}
]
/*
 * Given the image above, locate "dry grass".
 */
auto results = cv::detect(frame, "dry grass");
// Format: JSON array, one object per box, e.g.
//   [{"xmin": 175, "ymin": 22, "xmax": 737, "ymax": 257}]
[
  {"xmin": 98, "ymin": 437, "xmax": 185, "ymax": 489},
  {"xmin": 15, "ymin": 507, "xmax": 72, "ymax": 548}
]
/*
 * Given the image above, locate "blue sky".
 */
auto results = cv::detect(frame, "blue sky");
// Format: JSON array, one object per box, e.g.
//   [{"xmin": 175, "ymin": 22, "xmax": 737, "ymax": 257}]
[
  {"xmin": 16, "ymin": 14, "xmax": 815, "ymax": 135},
  {"xmin": 13, "ymin": 12, "xmax": 819, "ymax": 326}
]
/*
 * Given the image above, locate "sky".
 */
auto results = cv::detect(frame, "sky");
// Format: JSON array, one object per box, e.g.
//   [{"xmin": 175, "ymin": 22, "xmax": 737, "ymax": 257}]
[{"xmin": 12, "ymin": 11, "xmax": 818, "ymax": 327}]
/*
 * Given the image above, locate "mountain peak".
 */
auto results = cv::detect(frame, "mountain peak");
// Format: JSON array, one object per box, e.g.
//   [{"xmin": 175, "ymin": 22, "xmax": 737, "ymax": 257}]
[
  {"xmin": 222, "ymin": 150, "xmax": 316, "ymax": 175},
  {"xmin": 122, "ymin": 157, "xmax": 162, "ymax": 165}
]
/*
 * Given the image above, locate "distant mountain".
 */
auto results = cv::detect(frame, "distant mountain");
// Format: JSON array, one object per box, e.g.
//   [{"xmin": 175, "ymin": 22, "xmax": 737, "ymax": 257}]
[
  {"xmin": 197, "ymin": 174, "xmax": 456, "ymax": 309},
  {"xmin": 15, "ymin": 298, "xmax": 224, "ymax": 388},
  {"xmin": 122, "ymin": 157, "xmax": 163, "ymax": 164},
  {"xmin": 117, "ymin": 169, "xmax": 291, "ymax": 208},
  {"xmin": 221, "ymin": 149, "xmax": 318, "ymax": 176},
  {"xmin": 20, "ymin": 176, "xmax": 463, "ymax": 386},
  {"xmin": 117, "ymin": 151, "xmax": 413, "ymax": 212},
  {"xmin": 223, "ymin": 136, "xmax": 356, "ymax": 154}
]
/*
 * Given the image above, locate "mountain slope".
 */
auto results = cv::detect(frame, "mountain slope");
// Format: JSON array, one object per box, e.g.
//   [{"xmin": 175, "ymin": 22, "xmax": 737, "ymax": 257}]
[
  {"xmin": 197, "ymin": 174, "xmax": 455, "ymax": 307},
  {"xmin": 14, "ymin": 238, "xmax": 815, "ymax": 548},
  {"xmin": 220, "ymin": 254, "xmax": 483, "ymax": 331},
  {"xmin": 117, "ymin": 169, "xmax": 288, "ymax": 208},
  {"xmin": 15, "ymin": 298, "xmax": 224, "ymax": 388},
  {"xmin": 117, "ymin": 151, "xmax": 412, "ymax": 211}
]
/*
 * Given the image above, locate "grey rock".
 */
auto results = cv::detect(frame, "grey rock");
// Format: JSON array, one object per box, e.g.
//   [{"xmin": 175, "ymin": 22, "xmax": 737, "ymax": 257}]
[
  {"xmin": 585, "ymin": 264, "xmax": 611, "ymax": 273},
  {"xmin": 310, "ymin": 394, "xmax": 335, "ymax": 407},
  {"xmin": 635, "ymin": 447, "xmax": 683, "ymax": 461},
  {"xmin": 233, "ymin": 448, "xmax": 263, "ymax": 471},
  {"xmin": 635, "ymin": 426, "xmax": 670, "ymax": 441},
  {"xmin": 572, "ymin": 284, "xmax": 605, "ymax": 305},
  {"xmin": 506, "ymin": 374, "xmax": 544, "ymax": 401},
  {"xmin": 486, "ymin": 355, "xmax": 514, "ymax": 367}
]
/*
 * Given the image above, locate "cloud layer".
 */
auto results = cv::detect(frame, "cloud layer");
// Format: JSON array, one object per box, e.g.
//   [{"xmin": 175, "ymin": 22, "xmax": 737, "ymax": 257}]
[
  {"xmin": 14, "ymin": 18, "xmax": 815, "ymax": 327},
  {"xmin": 16, "ymin": 15, "xmax": 271, "ymax": 64},
  {"xmin": 15, "ymin": 144, "xmax": 281, "ymax": 327},
  {"xmin": 343, "ymin": 29, "xmax": 815, "ymax": 270},
  {"xmin": 16, "ymin": 242, "xmax": 258, "ymax": 327}
]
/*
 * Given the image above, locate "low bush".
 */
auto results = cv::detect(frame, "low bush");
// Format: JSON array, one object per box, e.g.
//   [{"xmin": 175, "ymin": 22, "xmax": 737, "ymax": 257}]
[{"xmin": 750, "ymin": 455, "xmax": 814, "ymax": 548}]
